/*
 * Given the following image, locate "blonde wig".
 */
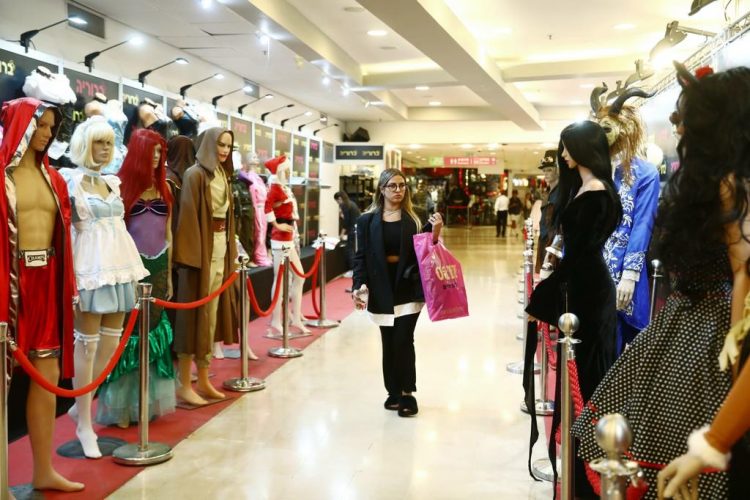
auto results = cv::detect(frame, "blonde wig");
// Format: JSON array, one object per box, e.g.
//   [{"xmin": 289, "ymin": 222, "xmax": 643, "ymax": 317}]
[{"xmin": 69, "ymin": 115, "xmax": 115, "ymax": 168}]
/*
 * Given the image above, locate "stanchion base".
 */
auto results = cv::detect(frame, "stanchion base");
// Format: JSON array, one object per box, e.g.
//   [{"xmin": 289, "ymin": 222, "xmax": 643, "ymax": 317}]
[
  {"xmin": 506, "ymin": 361, "xmax": 540, "ymax": 375},
  {"xmin": 268, "ymin": 346, "xmax": 303, "ymax": 358},
  {"xmin": 223, "ymin": 377, "xmax": 266, "ymax": 392},
  {"xmin": 520, "ymin": 399, "xmax": 555, "ymax": 416},
  {"xmin": 303, "ymin": 318, "xmax": 340, "ymax": 329},
  {"xmin": 264, "ymin": 329, "xmax": 312, "ymax": 340},
  {"xmin": 112, "ymin": 442, "xmax": 173, "ymax": 466},
  {"xmin": 531, "ymin": 458, "xmax": 555, "ymax": 482}
]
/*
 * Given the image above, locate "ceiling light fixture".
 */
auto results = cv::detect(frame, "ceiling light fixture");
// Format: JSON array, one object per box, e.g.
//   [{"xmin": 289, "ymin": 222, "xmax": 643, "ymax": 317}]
[
  {"xmin": 83, "ymin": 36, "xmax": 143, "ymax": 72},
  {"xmin": 428, "ymin": 101, "xmax": 441, "ymax": 106},
  {"xmin": 649, "ymin": 21, "xmax": 715, "ymax": 63},
  {"xmin": 342, "ymin": 86, "xmax": 351, "ymax": 96},
  {"xmin": 280, "ymin": 111, "xmax": 314, "ymax": 128},
  {"xmin": 201, "ymin": 0, "xmax": 213, "ymax": 9},
  {"xmin": 297, "ymin": 116, "xmax": 324, "ymax": 132},
  {"xmin": 623, "ymin": 59, "xmax": 655, "ymax": 88},
  {"xmin": 367, "ymin": 29, "xmax": 387, "ymax": 37},
  {"xmin": 409, "ymin": 144, "xmax": 422, "ymax": 149},
  {"xmin": 690, "ymin": 0, "xmax": 718, "ymax": 15},
  {"xmin": 322, "ymin": 75, "xmax": 331, "ymax": 86},
  {"xmin": 313, "ymin": 123, "xmax": 339, "ymax": 136},
  {"xmin": 261, "ymin": 103, "xmax": 295, "ymax": 123},
  {"xmin": 20, "ymin": 16, "xmax": 87, "ymax": 53},
  {"xmin": 415, "ymin": 85, "xmax": 430, "ymax": 91},
  {"xmin": 137, "ymin": 57, "xmax": 188, "ymax": 86},
  {"xmin": 179, "ymin": 73, "xmax": 224, "ymax": 98},
  {"xmin": 614, "ymin": 23, "xmax": 636, "ymax": 30},
  {"xmin": 212, "ymin": 82, "xmax": 257, "ymax": 107},
  {"xmin": 237, "ymin": 94, "xmax": 274, "ymax": 115},
  {"xmin": 461, "ymin": 144, "xmax": 474, "ymax": 149},
  {"xmin": 579, "ymin": 83, "xmax": 595, "ymax": 89}
]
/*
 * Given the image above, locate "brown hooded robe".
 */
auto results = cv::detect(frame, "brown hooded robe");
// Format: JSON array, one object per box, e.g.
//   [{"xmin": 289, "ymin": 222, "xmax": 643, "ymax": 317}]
[{"xmin": 173, "ymin": 128, "xmax": 238, "ymax": 360}]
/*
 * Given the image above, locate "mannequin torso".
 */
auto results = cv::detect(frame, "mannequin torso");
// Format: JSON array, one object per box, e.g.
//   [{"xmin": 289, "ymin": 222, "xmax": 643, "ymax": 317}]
[{"xmin": 14, "ymin": 156, "xmax": 57, "ymax": 250}]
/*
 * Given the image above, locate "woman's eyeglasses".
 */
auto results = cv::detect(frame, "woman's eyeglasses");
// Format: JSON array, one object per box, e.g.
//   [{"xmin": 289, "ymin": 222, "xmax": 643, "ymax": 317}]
[{"xmin": 384, "ymin": 183, "xmax": 407, "ymax": 192}]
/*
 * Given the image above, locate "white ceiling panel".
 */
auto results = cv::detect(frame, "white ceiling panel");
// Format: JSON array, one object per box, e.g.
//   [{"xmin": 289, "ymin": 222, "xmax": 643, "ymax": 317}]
[{"xmin": 391, "ymin": 86, "xmax": 488, "ymax": 107}]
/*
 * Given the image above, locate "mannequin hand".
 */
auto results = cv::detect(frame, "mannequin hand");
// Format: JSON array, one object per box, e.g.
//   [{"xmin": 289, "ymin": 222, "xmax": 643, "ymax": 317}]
[
  {"xmin": 352, "ymin": 284, "xmax": 368, "ymax": 310},
  {"xmin": 616, "ymin": 278, "xmax": 635, "ymax": 310},
  {"xmin": 657, "ymin": 454, "xmax": 702, "ymax": 499},
  {"xmin": 276, "ymin": 223, "xmax": 294, "ymax": 233}
]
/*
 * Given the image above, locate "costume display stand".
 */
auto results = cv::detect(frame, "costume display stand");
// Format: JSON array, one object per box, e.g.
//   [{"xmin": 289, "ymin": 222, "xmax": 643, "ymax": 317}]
[
  {"xmin": 589, "ymin": 414, "xmax": 643, "ymax": 499},
  {"xmin": 508, "ymin": 219, "xmax": 540, "ymax": 375},
  {"xmin": 268, "ymin": 249, "xmax": 303, "ymax": 359},
  {"xmin": 649, "ymin": 260, "xmax": 663, "ymax": 321},
  {"xmin": 224, "ymin": 257, "xmax": 266, "ymax": 392},
  {"xmin": 559, "ymin": 312, "xmax": 581, "ymax": 500},
  {"xmin": 112, "ymin": 284, "xmax": 173, "ymax": 466}
]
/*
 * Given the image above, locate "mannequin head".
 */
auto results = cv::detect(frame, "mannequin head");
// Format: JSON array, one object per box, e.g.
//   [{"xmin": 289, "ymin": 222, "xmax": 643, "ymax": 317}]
[
  {"xmin": 166, "ymin": 135, "xmax": 196, "ymax": 180},
  {"xmin": 539, "ymin": 149, "xmax": 559, "ymax": 188},
  {"xmin": 29, "ymin": 109, "xmax": 56, "ymax": 154},
  {"xmin": 117, "ymin": 128, "xmax": 171, "ymax": 217},
  {"xmin": 69, "ymin": 116, "xmax": 115, "ymax": 170},
  {"xmin": 596, "ymin": 105, "xmax": 646, "ymax": 184},
  {"xmin": 84, "ymin": 100, "xmax": 105, "ymax": 118},
  {"xmin": 657, "ymin": 66, "xmax": 750, "ymax": 277},
  {"xmin": 195, "ymin": 127, "xmax": 234, "ymax": 175},
  {"xmin": 216, "ymin": 132, "xmax": 232, "ymax": 166},
  {"xmin": 244, "ymin": 151, "xmax": 260, "ymax": 172}
]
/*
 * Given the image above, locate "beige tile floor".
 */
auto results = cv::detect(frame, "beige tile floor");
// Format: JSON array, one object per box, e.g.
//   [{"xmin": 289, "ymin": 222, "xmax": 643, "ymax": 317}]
[{"xmin": 110, "ymin": 227, "xmax": 553, "ymax": 500}]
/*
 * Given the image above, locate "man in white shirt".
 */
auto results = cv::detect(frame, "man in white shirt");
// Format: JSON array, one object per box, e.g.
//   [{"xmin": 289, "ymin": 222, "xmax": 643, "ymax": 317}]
[{"xmin": 494, "ymin": 191, "xmax": 509, "ymax": 237}]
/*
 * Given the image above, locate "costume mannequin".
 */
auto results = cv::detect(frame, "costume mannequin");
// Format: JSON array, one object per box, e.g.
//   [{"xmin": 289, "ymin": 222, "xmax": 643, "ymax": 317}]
[
  {"xmin": 170, "ymin": 100, "xmax": 199, "ymax": 138},
  {"xmin": 264, "ymin": 155, "xmax": 310, "ymax": 334},
  {"xmin": 173, "ymin": 127, "xmax": 238, "ymax": 406},
  {"xmin": 238, "ymin": 151, "xmax": 271, "ymax": 267},
  {"xmin": 84, "ymin": 96, "xmax": 128, "ymax": 175},
  {"xmin": 62, "ymin": 116, "xmax": 148, "ymax": 458},
  {"xmin": 96, "ymin": 129, "xmax": 176, "ymax": 427},
  {"xmin": 232, "ymin": 155, "xmax": 256, "ymax": 259},
  {"xmin": 124, "ymin": 100, "xmax": 175, "ymax": 144},
  {"xmin": 535, "ymin": 150, "xmax": 559, "ymax": 273},
  {"xmin": 592, "ymin": 85, "xmax": 660, "ymax": 352},
  {"xmin": 1, "ymin": 98, "xmax": 83, "ymax": 491}
]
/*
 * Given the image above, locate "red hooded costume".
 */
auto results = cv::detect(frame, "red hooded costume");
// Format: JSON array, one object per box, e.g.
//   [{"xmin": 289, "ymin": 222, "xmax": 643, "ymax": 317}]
[{"xmin": 0, "ymin": 97, "xmax": 76, "ymax": 378}]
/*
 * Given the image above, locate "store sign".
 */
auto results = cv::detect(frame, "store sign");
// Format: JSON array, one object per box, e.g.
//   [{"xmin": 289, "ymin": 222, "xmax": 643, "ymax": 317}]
[
  {"xmin": 0, "ymin": 48, "xmax": 53, "ymax": 104},
  {"xmin": 122, "ymin": 85, "xmax": 163, "ymax": 107},
  {"xmin": 444, "ymin": 156, "xmax": 497, "ymax": 167},
  {"xmin": 63, "ymin": 68, "xmax": 118, "ymax": 100},
  {"xmin": 335, "ymin": 144, "xmax": 384, "ymax": 161}
]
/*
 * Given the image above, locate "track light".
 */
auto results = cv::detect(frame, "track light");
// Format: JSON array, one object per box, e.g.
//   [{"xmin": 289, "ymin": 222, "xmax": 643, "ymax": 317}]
[
  {"xmin": 623, "ymin": 59, "xmax": 655, "ymax": 89},
  {"xmin": 212, "ymin": 82, "xmax": 257, "ymax": 107},
  {"xmin": 179, "ymin": 73, "xmax": 224, "ymax": 98},
  {"xmin": 138, "ymin": 57, "xmax": 188, "ymax": 86},
  {"xmin": 313, "ymin": 123, "xmax": 339, "ymax": 136},
  {"xmin": 690, "ymin": 0, "xmax": 718, "ymax": 15},
  {"xmin": 261, "ymin": 103, "xmax": 295, "ymax": 123},
  {"xmin": 649, "ymin": 21, "xmax": 715, "ymax": 63},
  {"xmin": 297, "ymin": 117, "xmax": 321, "ymax": 132},
  {"xmin": 83, "ymin": 36, "xmax": 143, "ymax": 72},
  {"xmin": 280, "ymin": 111, "xmax": 313, "ymax": 128},
  {"xmin": 20, "ymin": 16, "xmax": 87, "ymax": 53},
  {"xmin": 237, "ymin": 94, "xmax": 274, "ymax": 115}
]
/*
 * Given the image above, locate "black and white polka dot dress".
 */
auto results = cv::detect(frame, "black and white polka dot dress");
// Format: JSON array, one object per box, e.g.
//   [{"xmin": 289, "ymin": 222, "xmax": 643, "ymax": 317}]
[{"xmin": 572, "ymin": 254, "xmax": 733, "ymax": 499}]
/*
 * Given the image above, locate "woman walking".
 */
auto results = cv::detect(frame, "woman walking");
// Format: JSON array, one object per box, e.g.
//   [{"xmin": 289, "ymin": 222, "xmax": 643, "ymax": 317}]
[{"xmin": 352, "ymin": 168, "xmax": 443, "ymax": 417}]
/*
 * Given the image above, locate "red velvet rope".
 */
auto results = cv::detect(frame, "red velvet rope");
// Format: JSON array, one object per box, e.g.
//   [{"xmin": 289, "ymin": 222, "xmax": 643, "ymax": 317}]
[
  {"xmin": 10, "ymin": 309, "xmax": 140, "ymax": 398},
  {"xmin": 566, "ymin": 359, "xmax": 604, "ymax": 494},
  {"xmin": 153, "ymin": 272, "xmax": 238, "ymax": 309},
  {"xmin": 311, "ymin": 267, "xmax": 321, "ymax": 317},
  {"xmin": 541, "ymin": 322, "xmax": 557, "ymax": 369},
  {"xmin": 246, "ymin": 264, "xmax": 285, "ymax": 317},
  {"xmin": 289, "ymin": 247, "xmax": 323, "ymax": 279}
]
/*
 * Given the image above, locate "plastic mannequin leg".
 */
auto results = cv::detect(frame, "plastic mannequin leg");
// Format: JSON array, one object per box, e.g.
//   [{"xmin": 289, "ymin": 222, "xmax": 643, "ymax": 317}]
[
  {"xmin": 175, "ymin": 356, "xmax": 207, "ymax": 406},
  {"xmin": 269, "ymin": 248, "xmax": 284, "ymax": 332},
  {"xmin": 70, "ymin": 330, "xmax": 102, "ymax": 459},
  {"xmin": 288, "ymin": 246, "xmax": 310, "ymax": 334}
]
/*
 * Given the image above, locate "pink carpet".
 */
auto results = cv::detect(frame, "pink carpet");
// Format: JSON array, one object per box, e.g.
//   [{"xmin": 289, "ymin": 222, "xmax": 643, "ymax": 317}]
[{"xmin": 8, "ymin": 277, "xmax": 355, "ymax": 499}]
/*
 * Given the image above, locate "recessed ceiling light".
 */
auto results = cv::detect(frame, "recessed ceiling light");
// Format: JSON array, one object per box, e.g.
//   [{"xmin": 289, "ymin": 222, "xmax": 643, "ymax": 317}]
[
  {"xmin": 487, "ymin": 143, "xmax": 498, "ymax": 149},
  {"xmin": 201, "ymin": 0, "xmax": 213, "ymax": 9},
  {"xmin": 343, "ymin": 6, "xmax": 364, "ymax": 12},
  {"xmin": 409, "ymin": 144, "xmax": 422, "ymax": 149},
  {"xmin": 415, "ymin": 85, "xmax": 430, "ymax": 91},
  {"xmin": 380, "ymin": 46, "xmax": 397, "ymax": 50},
  {"xmin": 533, "ymin": 151, "xmax": 539, "ymax": 154},
  {"xmin": 570, "ymin": 100, "xmax": 584, "ymax": 105},
  {"xmin": 342, "ymin": 86, "xmax": 350, "ymax": 96},
  {"xmin": 370, "ymin": 101, "xmax": 385, "ymax": 106},
  {"xmin": 322, "ymin": 75, "xmax": 331, "ymax": 85},
  {"xmin": 614, "ymin": 23, "xmax": 636, "ymax": 30},
  {"xmin": 579, "ymin": 83, "xmax": 595, "ymax": 89},
  {"xmin": 461, "ymin": 144, "xmax": 474, "ymax": 149},
  {"xmin": 304, "ymin": 111, "xmax": 313, "ymax": 116},
  {"xmin": 428, "ymin": 101, "xmax": 441, "ymax": 106},
  {"xmin": 367, "ymin": 30, "xmax": 388, "ymax": 37}
]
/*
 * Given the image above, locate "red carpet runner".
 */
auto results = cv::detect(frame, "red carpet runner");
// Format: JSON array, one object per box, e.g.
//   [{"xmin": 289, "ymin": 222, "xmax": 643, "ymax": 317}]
[{"xmin": 8, "ymin": 277, "xmax": 355, "ymax": 499}]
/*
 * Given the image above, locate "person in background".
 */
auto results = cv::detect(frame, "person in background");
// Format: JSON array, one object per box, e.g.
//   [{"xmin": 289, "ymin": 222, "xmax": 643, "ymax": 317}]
[
  {"xmin": 522, "ymin": 191, "xmax": 534, "ymax": 219},
  {"xmin": 352, "ymin": 168, "xmax": 443, "ymax": 418},
  {"xmin": 508, "ymin": 189, "xmax": 523, "ymax": 238},
  {"xmin": 494, "ymin": 190, "xmax": 509, "ymax": 237},
  {"xmin": 335, "ymin": 191, "xmax": 361, "ymax": 280}
]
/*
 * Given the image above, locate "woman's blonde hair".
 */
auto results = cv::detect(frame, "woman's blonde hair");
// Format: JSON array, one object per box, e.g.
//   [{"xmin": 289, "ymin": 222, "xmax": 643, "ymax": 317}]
[
  {"xmin": 69, "ymin": 116, "xmax": 115, "ymax": 168},
  {"xmin": 367, "ymin": 168, "xmax": 422, "ymax": 228}
]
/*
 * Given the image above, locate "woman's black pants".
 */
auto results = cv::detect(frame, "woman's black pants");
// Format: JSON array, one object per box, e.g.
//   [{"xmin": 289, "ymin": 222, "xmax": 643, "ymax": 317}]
[{"xmin": 379, "ymin": 312, "xmax": 420, "ymax": 395}]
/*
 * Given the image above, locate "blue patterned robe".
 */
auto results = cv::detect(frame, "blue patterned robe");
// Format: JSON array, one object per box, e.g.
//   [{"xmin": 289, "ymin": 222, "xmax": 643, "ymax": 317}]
[{"xmin": 603, "ymin": 157, "xmax": 660, "ymax": 345}]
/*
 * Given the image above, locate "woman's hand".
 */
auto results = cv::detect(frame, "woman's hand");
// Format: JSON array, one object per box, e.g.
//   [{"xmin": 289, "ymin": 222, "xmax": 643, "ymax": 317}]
[
  {"xmin": 429, "ymin": 213, "xmax": 444, "ymax": 241},
  {"xmin": 657, "ymin": 454, "xmax": 701, "ymax": 499},
  {"xmin": 275, "ymin": 223, "xmax": 294, "ymax": 233}
]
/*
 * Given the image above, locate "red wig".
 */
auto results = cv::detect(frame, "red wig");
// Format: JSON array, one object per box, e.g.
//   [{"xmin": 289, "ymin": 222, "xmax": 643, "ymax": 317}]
[{"xmin": 118, "ymin": 128, "xmax": 172, "ymax": 219}]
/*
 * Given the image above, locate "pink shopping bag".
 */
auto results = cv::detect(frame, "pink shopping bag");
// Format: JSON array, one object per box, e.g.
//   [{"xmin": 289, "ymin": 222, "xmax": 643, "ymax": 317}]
[{"xmin": 413, "ymin": 233, "xmax": 469, "ymax": 321}]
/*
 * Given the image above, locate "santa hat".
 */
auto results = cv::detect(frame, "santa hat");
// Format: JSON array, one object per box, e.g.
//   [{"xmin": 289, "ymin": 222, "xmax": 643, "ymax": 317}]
[{"xmin": 264, "ymin": 154, "xmax": 286, "ymax": 175}]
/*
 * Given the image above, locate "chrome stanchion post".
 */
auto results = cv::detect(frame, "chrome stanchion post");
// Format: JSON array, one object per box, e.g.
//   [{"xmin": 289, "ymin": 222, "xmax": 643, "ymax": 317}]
[
  {"xmin": 649, "ymin": 259, "xmax": 663, "ymax": 322},
  {"xmin": 224, "ymin": 256, "xmax": 266, "ymax": 392},
  {"xmin": 590, "ymin": 414, "xmax": 643, "ymax": 500},
  {"xmin": 305, "ymin": 234, "xmax": 340, "ymax": 329},
  {"xmin": 113, "ymin": 284, "xmax": 173, "ymax": 466},
  {"xmin": 529, "ymin": 321, "xmax": 554, "ymax": 416},
  {"xmin": 269, "ymin": 248, "xmax": 303, "ymax": 358},
  {"xmin": 508, "ymin": 220, "xmax": 540, "ymax": 375},
  {"xmin": 0, "ymin": 323, "xmax": 9, "ymax": 500},
  {"xmin": 558, "ymin": 312, "xmax": 581, "ymax": 500}
]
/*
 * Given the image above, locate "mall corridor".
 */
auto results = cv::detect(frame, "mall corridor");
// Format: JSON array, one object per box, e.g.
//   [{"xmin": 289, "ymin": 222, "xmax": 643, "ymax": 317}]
[{"xmin": 109, "ymin": 227, "xmax": 552, "ymax": 500}]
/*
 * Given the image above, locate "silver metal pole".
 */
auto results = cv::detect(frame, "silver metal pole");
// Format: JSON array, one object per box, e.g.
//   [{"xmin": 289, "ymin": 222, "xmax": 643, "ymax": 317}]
[
  {"xmin": 113, "ymin": 284, "xmax": 173, "ymax": 466},
  {"xmin": 531, "ymin": 322, "xmax": 554, "ymax": 416},
  {"xmin": 266, "ymin": 245, "xmax": 311, "ymax": 340},
  {"xmin": 224, "ymin": 257, "xmax": 266, "ymax": 392},
  {"xmin": 269, "ymin": 250, "xmax": 303, "ymax": 358},
  {"xmin": 590, "ymin": 414, "xmax": 642, "ymax": 500},
  {"xmin": 0, "ymin": 323, "xmax": 9, "ymax": 500},
  {"xmin": 305, "ymin": 234, "xmax": 340, "ymax": 329},
  {"xmin": 558, "ymin": 312, "xmax": 581, "ymax": 500},
  {"xmin": 509, "ymin": 219, "xmax": 540, "ymax": 374},
  {"xmin": 649, "ymin": 259, "xmax": 663, "ymax": 322},
  {"xmin": 353, "ymin": 223, "xmax": 358, "ymax": 254}
]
